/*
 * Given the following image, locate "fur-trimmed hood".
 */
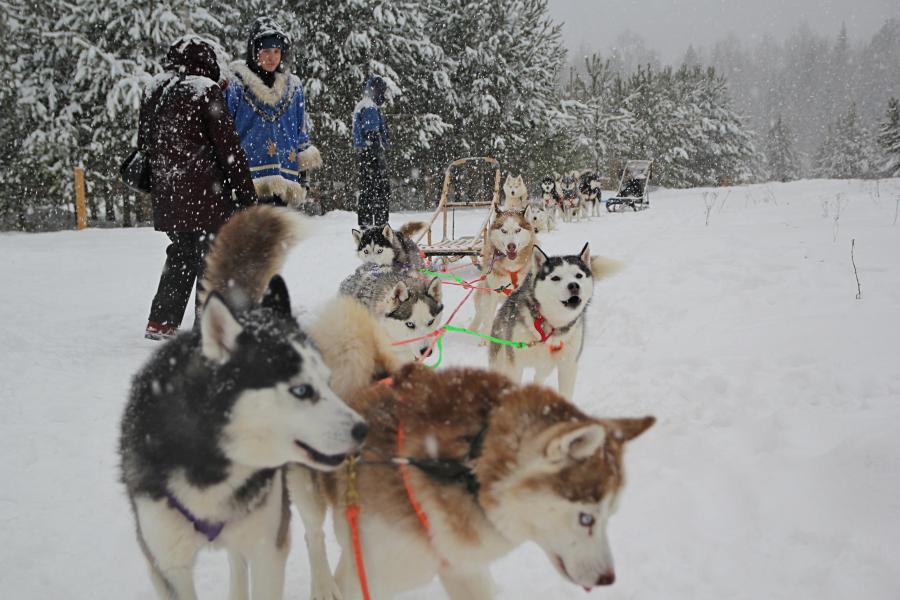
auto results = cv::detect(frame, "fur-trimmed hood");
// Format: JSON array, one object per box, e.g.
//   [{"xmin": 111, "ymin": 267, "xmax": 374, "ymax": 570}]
[{"xmin": 230, "ymin": 60, "xmax": 298, "ymax": 107}]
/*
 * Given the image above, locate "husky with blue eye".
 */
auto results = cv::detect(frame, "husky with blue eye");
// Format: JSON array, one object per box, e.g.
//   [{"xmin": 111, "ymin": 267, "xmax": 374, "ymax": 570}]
[
  {"xmin": 352, "ymin": 221, "xmax": 428, "ymax": 271},
  {"xmin": 339, "ymin": 262, "xmax": 444, "ymax": 361},
  {"xmin": 119, "ymin": 206, "xmax": 368, "ymax": 600}
]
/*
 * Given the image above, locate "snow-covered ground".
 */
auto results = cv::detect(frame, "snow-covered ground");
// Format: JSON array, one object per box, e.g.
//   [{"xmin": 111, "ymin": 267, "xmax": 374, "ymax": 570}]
[{"xmin": 1, "ymin": 179, "xmax": 899, "ymax": 599}]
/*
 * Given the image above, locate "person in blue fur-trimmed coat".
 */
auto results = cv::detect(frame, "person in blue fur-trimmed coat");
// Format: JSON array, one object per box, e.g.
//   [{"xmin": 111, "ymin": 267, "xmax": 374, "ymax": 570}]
[
  {"xmin": 352, "ymin": 76, "xmax": 391, "ymax": 228},
  {"xmin": 224, "ymin": 17, "xmax": 322, "ymax": 208}
]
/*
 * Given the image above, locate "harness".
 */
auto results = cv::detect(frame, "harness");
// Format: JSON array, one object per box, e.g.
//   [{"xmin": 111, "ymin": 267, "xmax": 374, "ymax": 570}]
[
  {"xmin": 346, "ymin": 381, "xmax": 487, "ymax": 600},
  {"xmin": 527, "ymin": 300, "xmax": 578, "ymax": 353},
  {"xmin": 164, "ymin": 490, "xmax": 226, "ymax": 542},
  {"xmin": 490, "ymin": 250, "xmax": 523, "ymax": 295}
]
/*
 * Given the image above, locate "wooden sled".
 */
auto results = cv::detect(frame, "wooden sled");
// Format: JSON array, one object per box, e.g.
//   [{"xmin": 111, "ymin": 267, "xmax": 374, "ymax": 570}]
[{"xmin": 416, "ymin": 157, "xmax": 501, "ymax": 269}]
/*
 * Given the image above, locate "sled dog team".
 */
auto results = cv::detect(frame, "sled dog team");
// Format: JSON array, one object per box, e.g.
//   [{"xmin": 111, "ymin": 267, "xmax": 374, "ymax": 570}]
[
  {"xmin": 120, "ymin": 204, "xmax": 654, "ymax": 599},
  {"xmin": 502, "ymin": 170, "xmax": 605, "ymax": 233}
]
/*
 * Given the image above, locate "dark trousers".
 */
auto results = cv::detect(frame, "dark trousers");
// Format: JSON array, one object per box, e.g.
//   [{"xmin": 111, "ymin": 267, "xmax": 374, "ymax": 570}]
[
  {"xmin": 148, "ymin": 232, "xmax": 210, "ymax": 328},
  {"xmin": 357, "ymin": 150, "xmax": 390, "ymax": 228}
]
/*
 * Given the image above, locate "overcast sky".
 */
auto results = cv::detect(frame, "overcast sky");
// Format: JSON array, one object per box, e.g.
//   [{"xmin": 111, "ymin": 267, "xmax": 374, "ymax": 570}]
[{"xmin": 546, "ymin": 0, "xmax": 900, "ymax": 62}]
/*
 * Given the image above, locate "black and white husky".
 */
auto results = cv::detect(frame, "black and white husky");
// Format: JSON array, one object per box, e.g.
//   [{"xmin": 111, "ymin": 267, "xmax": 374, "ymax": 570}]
[
  {"xmin": 119, "ymin": 206, "xmax": 368, "ymax": 600},
  {"xmin": 579, "ymin": 170, "xmax": 603, "ymax": 217},
  {"xmin": 557, "ymin": 171, "xmax": 581, "ymax": 222},
  {"xmin": 351, "ymin": 221, "xmax": 427, "ymax": 271},
  {"xmin": 339, "ymin": 263, "xmax": 444, "ymax": 360},
  {"xmin": 489, "ymin": 244, "xmax": 621, "ymax": 399},
  {"xmin": 540, "ymin": 175, "xmax": 561, "ymax": 223}
]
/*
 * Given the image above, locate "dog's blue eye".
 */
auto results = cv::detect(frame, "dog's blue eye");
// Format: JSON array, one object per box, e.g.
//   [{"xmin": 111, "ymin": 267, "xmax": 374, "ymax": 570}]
[
  {"xmin": 579, "ymin": 512, "xmax": 595, "ymax": 528},
  {"xmin": 427, "ymin": 319, "xmax": 434, "ymax": 327},
  {"xmin": 363, "ymin": 249, "xmax": 369, "ymax": 254},
  {"xmin": 377, "ymin": 249, "xmax": 383, "ymax": 253},
  {"xmin": 575, "ymin": 273, "xmax": 583, "ymax": 279},
  {"xmin": 406, "ymin": 322, "xmax": 416, "ymax": 329},
  {"xmin": 290, "ymin": 384, "xmax": 315, "ymax": 400},
  {"xmin": 551, "ymin": 276, "xmax": 561, "ymax": 282}
]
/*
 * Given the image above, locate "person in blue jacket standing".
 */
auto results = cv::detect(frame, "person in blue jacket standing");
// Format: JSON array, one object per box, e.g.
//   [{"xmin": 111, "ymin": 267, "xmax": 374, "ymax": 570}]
[
  {"xmin": 352, "ymin": 76, "xmax": 391, "ymax": 228},
  {"xmin": 224, "ymin": 17, "xmax": 321, "ymax": 208}
]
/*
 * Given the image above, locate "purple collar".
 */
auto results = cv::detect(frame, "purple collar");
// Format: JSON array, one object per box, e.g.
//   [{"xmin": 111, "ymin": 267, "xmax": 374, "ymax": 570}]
[{"xmin": 165, "ymin": 490, "xmax": 226, "ymax": 542}]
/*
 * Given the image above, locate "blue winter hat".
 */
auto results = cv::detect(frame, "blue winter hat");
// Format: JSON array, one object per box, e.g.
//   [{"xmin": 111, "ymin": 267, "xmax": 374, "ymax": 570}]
[
  {"xmin": 365, "ymin": 76, "xmax": 388, "ymax": 106},
  {"xmin": 258, "ymin": 34, "xmax": 285, "ymax": 50}
]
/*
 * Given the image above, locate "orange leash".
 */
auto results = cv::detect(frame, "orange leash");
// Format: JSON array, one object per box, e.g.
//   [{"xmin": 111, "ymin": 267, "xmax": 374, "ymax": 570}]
[
  {"xmin": 397, "ymin": 422, "xmax": 432, "ymax": 535},
  {"xmin": 344, "ymin": 457, "xmax": 372, "ymax": 600}
]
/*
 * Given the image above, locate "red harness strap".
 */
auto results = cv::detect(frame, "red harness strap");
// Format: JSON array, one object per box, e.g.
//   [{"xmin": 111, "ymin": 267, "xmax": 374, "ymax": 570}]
[
  {"xmin": 347, "ymin": 383, "xmax": 445, "ymax": 600},
  {"xmin": 500, "ymin": 268, "xmax": 521, "ymax": 296},
  {"xmin": 397, "ymin": 422, "xmax": 432, "ymax": 535},
  {"xmin": 533, "ymin": 314, "xmax": 565, "ymax": 353}
]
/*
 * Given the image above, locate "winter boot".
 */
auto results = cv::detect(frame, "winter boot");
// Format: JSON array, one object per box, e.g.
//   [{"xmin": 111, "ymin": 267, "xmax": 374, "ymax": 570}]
[{"xmin": 145, "ymin": 320, "xmax": 178, "ymax": 341}]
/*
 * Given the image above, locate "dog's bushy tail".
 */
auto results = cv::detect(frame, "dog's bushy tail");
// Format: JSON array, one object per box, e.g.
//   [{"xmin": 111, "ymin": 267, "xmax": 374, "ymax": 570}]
[
  {"xmin": 399, "ymin": 221, "xmax": 429, "ymax": 238},
  {"xmin": 309, "ymin": 296, "xmax": 401, "ymax": 398},
  {"xmin": 201, "ymin": 205, "xmax": 309, "ymax": 312},
  {"xmin": 590, "ymin": 256, "xmax": 624, "ymax": 280}
]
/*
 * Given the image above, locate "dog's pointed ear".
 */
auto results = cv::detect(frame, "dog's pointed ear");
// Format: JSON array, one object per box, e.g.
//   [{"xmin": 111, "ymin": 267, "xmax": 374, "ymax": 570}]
[
  {"xmin": 391, "ymin": 280, "xmax": 410, "ymax": 306},
  {"xmin": 579, "ymin": 242, "xmax": 590, "ymax": 264},
  {"xmin": 261, "ymin": 275, "xmax": 292, "ymax": 316},
  {"xmin": 382, "ymin": 224, "xmax": 395, "ymax": 243},
  {"xmin": 426, "ymin": 276, "xmax": 442, "ymax": 301},
  {"xmin": 533, "ymin": 246, "xmax": 549, "ymax": 270},
  {"xmin": 546, "ymin": 423, "xmax": 607, "ymax": 463},
  {"xmin": 201, "ymin": 292, "xmax": 243, "ymax": 364},
  {"xmin": 523, "ymin": 204, "xmax": 533, "ymax": 221},
  {"xmin": 605, "ymin": 416, "xmax": 656, "ymax": 442},
  {"xmin": 494, "ymin": 204, "xmax": 504, "ymax": 216},
  {"xmin": 352, "ymin": 228, "xmax": 362, "ymax": 247}
]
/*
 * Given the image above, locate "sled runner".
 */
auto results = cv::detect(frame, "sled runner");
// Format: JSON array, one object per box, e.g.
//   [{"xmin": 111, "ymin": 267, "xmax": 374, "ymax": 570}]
[
  {"xmin": 416, "ymin": 157, "xmax": 501, "ymax": 268},
  {"xmin": 606, "ymin": 159, "xmax": 653, "ymax": 212}
]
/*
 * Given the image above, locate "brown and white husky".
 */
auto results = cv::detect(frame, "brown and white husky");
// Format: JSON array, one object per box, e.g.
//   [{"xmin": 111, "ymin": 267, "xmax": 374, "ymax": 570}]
[
  {"xmin": 468, "ymin": 206, "xmax": 537, "ymax": 335},
  {"xmin": 287, "ymin": 363, "xmax": 654, "ymax": 600}
]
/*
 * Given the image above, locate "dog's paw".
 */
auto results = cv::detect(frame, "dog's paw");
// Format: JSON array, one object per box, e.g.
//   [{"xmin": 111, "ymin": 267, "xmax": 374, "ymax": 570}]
[
  {"xmin": 309, "ymin": 579, "xmax": 344, "ymax": 600},
  {"xmin": 310, "ymin": 576, "xmax": 343, "ymax": 600}
]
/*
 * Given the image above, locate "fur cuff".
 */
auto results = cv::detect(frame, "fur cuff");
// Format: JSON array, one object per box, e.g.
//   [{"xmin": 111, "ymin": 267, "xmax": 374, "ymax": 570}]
[
  {"xmin": 253, "ymin": 176, "xmax": 309, "ymax": 208},
  {"xmin": 298, "ymin": 145, "xmax": 323, "ymax": 171}
]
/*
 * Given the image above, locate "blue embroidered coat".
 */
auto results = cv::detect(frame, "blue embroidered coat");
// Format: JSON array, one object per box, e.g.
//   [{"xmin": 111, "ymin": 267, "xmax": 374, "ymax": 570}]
[{"xmin": 224, "ymin": 62, "xmax": 312, "ymax": 205}]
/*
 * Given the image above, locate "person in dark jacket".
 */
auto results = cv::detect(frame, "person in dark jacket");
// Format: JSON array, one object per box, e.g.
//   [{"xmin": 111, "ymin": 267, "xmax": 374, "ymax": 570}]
[
  {"xmin": 224, "ymin": 17, "xmax": 321, "ymax": 208},
  {"xmin": 352, "ymin": 76, "xmax": 391, "ymax": 228},
  {"xmin": 138, "ymin": 35, "xmax": 257, "ymax": 340}
]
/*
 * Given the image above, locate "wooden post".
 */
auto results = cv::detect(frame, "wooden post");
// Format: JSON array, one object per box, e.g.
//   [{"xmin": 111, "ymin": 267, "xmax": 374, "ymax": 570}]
[{"xmin": 74, "ymin": 167, "xmax": 87, "ymax": 230}]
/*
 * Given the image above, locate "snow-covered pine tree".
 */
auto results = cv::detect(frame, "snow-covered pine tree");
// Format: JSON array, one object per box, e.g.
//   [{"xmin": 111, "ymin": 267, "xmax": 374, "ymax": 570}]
[
  {"xmin": 564, "ymin": 54, "xmax": 636, "ymax": 181},
  {"xmin": 0, "ymin": 0, "xmax": 30, "ymax": 226},
  {"xmin": 764, "ymin": 115, "xmax": 801, "ymax": 182},
  {"xmin": 877, "ymin": 97, "xmax": 900, "ymax": 177},
  {"xmin": 424, "ymin": 0, "xmax": 567, "ymax": 178},
  {"xmin": 814, "ymin": 102, "xmax": 878, "ymax": 178},
  {"xmin": 680, "ymin": 65, "xmax": 757, "ymax": 186},
  {"xmin": 10, "ymin": 0, "xmax": 238, "ymax": 222}
]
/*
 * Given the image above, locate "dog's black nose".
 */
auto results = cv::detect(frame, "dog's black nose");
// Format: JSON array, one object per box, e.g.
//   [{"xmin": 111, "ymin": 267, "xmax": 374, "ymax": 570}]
[
  {"xmin": 568, "ymin": 282, "xmax": 580, "ymax": 293},
  {"xmin": 351, "ymin": 422, "xmax": 369, "ymax": 442},
  {"xmin": 596, "ymin": 572, "xmax": 615, "ymax": 586}
]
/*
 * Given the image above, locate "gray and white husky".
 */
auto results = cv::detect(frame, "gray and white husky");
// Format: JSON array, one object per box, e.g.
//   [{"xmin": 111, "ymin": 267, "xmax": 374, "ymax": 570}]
[
  {"xmin": 119, "ymin": 206, "xmax": 368, "ymax": 600},
  {"xmin": 339, "ymin": 262, "xmax": 444, "ymax": 360},
  {"xmin": 352, "ymin": 221, "xmax": 428, "ymax": 271},
  {"xmin": 489, "ymin": 243, "xmax": 621, "ymax": 399}
]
